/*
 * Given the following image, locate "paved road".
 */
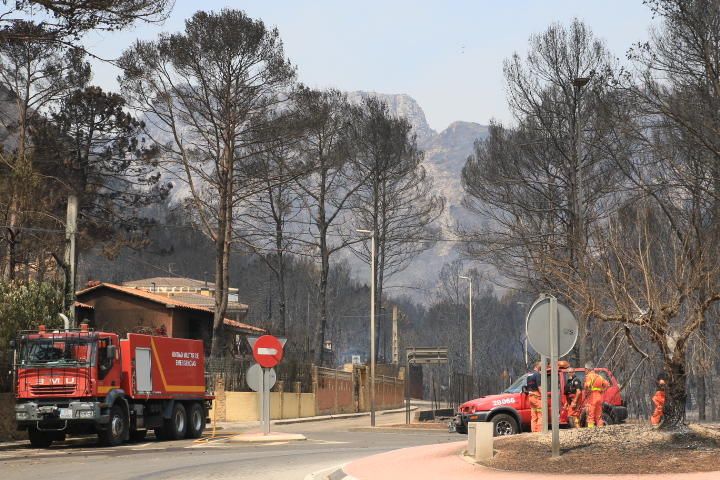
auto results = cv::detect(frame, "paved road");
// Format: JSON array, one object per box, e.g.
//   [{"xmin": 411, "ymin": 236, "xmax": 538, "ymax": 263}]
[{"xmin": 0, "ymin": 411, "xmax": 460, "ymax": 480}]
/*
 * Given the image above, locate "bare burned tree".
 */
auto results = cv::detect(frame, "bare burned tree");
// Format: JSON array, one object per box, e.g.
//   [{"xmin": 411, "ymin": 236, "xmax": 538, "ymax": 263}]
[
  {"xmin": 0, "ymin": 20, "xmax": 89, "ymax": 280},
  {"xmin": 32, "ymin": 86, "xmax": 170, "ymax": 308},
  {"xmin": 349, "ymin": 97, "xmax": 444, "ymax": 360},
  {"xmin": 0, "ymin": 1, "xmax": 172, "ymax": 43},
  {"xmin": 118, "ymin": 9, "xmax": 295, "ymax": 359},
  {"xmin": 461, "ymin": 19, "xmax": 618, "ymax": 365},
  {"xmin": 576, "ymin": 0, "xmax": 720, "ymax": 429},
  {"xmin": 291, "ymin": 88, "xmax": 363, "ymax": 365},
  {"xmin": 235, "ymin": 111, "xmax": 307, "ymax": 336}
]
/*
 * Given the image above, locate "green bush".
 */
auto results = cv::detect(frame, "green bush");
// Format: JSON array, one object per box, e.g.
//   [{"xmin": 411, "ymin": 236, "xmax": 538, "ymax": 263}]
[{"xmin": 0, "ymin": 281, "xmax": 64, "ymax": 349}]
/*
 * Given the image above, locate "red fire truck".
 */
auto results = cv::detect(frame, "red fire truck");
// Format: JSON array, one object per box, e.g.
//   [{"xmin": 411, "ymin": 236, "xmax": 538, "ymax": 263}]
[
  {"xmin": 452, "ymin": 365, "xmax": 627, "ymax": 436},
  {"xmin": 13, "ymin": 325, "xmax": 213, "ymax": 447}
]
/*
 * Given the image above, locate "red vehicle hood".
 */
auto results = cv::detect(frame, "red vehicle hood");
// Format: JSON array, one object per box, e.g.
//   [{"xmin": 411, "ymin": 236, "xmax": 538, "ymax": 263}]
[{"xmin": 459, "ymin": 393, "xmax": 522, "ymax": 413}]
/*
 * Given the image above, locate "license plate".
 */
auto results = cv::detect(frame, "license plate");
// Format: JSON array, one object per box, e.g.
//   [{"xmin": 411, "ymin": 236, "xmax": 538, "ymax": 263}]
[{"xmin": 59, "ymin": 408, "xmax": 72, "ymax": 419}]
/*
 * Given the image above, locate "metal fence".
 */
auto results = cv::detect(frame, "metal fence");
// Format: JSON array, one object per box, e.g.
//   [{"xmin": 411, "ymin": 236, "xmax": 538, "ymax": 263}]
[
  {"xmin": 447, "ymin": 371, "xmax": 474, "ymax": 412},
  {"xmin": 206, "ymin": 355, "xmax": 314, "ymax": 392}
]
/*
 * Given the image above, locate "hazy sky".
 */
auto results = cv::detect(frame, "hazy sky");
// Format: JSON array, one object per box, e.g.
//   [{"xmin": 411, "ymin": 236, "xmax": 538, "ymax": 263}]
[{"xmin": 83, "ymin": 1, "xmax": 656, "ymax": 132}]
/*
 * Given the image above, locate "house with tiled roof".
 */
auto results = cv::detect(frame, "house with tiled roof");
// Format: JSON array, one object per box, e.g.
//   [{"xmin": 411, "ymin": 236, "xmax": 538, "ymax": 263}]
[
  {"xmin": 121, "ymin": 276, "xmax": 247, "ymax": 321},
  {"xmin": 75, "ymin": 282, "xmax": 263, "ymax": 356}
]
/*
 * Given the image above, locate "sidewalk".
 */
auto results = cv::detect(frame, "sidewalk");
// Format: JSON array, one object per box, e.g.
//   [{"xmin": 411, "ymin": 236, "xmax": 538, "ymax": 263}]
[
  {"xmin": 340, "ymin": 441, "xmax": 720, "ymax": 480},
  {"xmin": 212, "ymin": 406, "xmax": 417, "ymax": 432}
]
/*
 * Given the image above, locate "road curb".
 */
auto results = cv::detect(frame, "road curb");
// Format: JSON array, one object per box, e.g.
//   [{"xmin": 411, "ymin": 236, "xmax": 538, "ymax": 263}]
[
  {"xmin": 349, "ymin": 426, "xmax": 452, "ymax": 434},
  {"xmin": 274, "ymin": 406, "xmax": 417, "ymax": 426}
]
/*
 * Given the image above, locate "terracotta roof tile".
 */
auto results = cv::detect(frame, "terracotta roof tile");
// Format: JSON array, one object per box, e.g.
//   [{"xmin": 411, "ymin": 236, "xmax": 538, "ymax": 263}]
[{"xmin": 76, "ymin": 283, "xmax": 263, "ymax": 334}]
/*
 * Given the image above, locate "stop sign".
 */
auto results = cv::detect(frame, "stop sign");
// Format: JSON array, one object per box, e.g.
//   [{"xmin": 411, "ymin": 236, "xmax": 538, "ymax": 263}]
[{"xmin": 252, "ymin": 335, "xmax": 284, "ymax": 368}]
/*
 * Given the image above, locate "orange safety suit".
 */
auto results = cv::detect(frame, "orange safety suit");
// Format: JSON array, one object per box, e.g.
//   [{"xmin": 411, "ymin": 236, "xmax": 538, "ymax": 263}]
[
  {"xmin": 584, "ymin": 370, "xmax": 609, "ymax": 428},
  {"xmin": 651, "ymin": 389, "xmax": 665, "ymax": 426},
  {"xmin": 567, "ymin": 389, "xmax": 584, "ymax": 427},
  {"xmin": 528, "ymin": 390, "xmax": 543, "ymax": 433}
]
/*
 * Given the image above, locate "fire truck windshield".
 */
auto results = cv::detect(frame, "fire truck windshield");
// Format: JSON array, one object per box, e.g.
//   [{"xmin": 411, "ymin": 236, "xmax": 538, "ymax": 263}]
[{"xmin": 19, "ymin": 337, "xmax": 96, "ymax": 367}]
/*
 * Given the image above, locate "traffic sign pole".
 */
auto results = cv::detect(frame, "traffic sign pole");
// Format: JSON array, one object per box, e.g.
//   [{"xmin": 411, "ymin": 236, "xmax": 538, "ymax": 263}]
[
  {"xmin": 262, "ymin": 368, "xmax": 271, "ymax": 435},
  {"xmin": 526, "ymin": 294, "xmax": 578, "ymax": 457},
  {"xmin": 550, "ymin": 296, "xmax": 560, "ymax": 457},
  {"xmin": 247, "ymin": 335, "xmax": 286, "ymax": 436}
]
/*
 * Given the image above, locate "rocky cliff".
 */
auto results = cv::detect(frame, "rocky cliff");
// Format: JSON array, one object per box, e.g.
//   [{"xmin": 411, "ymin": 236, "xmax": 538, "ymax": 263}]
[{"xmin": 348, "ymin": 91, "xmax": 489, "ymax": 290}]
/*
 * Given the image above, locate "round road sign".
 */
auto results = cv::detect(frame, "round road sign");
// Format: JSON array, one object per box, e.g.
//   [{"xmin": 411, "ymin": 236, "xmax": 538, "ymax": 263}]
[
  {"xmin": 252, "ymin": 334, "xmax": 284, "ymax": 368},
  {"xmin": 526, "ymin": 296, "xmax": 578, "ymax": 358},
  {"xmin": 246, "ymin": 363, "xmax": 277, "ymax": 392}
]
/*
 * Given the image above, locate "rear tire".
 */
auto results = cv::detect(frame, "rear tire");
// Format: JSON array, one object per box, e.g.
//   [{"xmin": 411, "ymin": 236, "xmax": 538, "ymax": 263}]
[
  {"xmin": 160, "ymin": 403, "xmax": 187, "ymax": 441},
  {"xmin": 28, "ymin": 427, "xmax": 53, "ymax": 448},
  {"xmin": 491, "ymin": 414, "xmax": 519, "ymax": 436},
  {"xmin": 602, "ymin": 412, "xmax": 614, "ymax": 426},
  {"xmin": 186, "ymin": 403, "xmax": 205, "ymax": 439},
  {"xmin": 98, "ymin": 404, "xmax": 128, "ymax": 446}
]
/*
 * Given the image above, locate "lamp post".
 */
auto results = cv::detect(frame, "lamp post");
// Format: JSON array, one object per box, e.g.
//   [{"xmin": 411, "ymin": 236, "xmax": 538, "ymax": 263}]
[
  {"xmin": 459, "ymin": 275, "xmax": 473, "ymax": 393},
  {"xmin": 357, "ymin": 229, "xmax": 376, "ymax": 426}
]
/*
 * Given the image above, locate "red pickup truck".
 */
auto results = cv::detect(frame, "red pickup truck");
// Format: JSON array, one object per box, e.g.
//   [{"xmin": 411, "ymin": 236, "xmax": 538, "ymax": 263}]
[{"xmin": 452, "ymin": 366, "xmax": 627, "ymax": 436}]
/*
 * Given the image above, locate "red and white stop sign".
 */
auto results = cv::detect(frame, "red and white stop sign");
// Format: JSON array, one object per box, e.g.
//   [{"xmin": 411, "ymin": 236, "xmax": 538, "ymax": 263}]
[{"xmin": 252, "ymin": 335, "xmax": 284, "ymax": 368}]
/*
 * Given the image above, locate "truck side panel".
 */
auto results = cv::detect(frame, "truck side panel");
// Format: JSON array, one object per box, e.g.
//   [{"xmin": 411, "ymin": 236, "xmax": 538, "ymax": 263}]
[{"xmin": 121, "ymin": 334, "xmax": 206, "ymax": 399}]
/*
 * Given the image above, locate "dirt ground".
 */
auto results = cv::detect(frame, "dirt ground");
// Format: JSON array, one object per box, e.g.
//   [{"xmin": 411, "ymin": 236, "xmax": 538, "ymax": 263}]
[{"xmin": 482, "ymin": 423, "xmax": 720, "ymax": 474}]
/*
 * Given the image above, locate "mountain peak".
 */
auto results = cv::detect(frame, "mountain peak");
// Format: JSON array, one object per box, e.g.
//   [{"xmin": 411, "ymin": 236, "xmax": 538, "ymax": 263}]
[{"xmin": 346, "ymin": 91, "xmax": 436, "ymax": 142}]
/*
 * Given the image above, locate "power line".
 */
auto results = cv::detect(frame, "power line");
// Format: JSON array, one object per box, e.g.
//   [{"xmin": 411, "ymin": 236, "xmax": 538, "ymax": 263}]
[{"xmin": 0, "ymin": 223, "xmax": 479, "ymax": 244}]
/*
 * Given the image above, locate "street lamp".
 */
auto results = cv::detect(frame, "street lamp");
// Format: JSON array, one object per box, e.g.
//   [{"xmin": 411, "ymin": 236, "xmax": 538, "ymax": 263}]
[
  {"xmin": 459, "ymin": 275, "xmax": 473, "ymax": 393},
  {"xmin": 357, "ymin": 228, "xmax": 376, "ymax": 427}
]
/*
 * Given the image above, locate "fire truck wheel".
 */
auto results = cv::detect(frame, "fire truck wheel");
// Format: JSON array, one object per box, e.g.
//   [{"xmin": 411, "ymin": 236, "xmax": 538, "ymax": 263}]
[
  {"xmin": 99, "ymin": 404, "xmax": 128, "ymax": 446},
  {"xmin": 491, "ymin": 414, "xmax": 519, "ymax": 436},
  {"xmin": 186, "ymin": 403, "xmax": 205, "ymax": 439},
  {"xmin": 28, "ymin": 427, "xmax": 53, "ymax": 448},
  {"xmin": 165, "ymin": 403, "xmax": 187, "ymax": 440},
  {"xmin": 602, "ymin": 412, "xmax": 614, "ymax": 426}
]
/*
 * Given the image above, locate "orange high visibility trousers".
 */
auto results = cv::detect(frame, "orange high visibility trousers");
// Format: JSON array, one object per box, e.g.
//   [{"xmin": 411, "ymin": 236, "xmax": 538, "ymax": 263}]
[
  {"xmin": 528, "ymin": 391, "xmax": 542, "ymax": 433},
  {"xmin": 567, "ymin": 391, "xmax": 583, "ymax": 427},
  {"xmin": 586, "ymin": 391, "xmax": 604, "ymax": 427},
  {"xmin": 651, "ymin": 390, "xmax": 665, "ymax": 426}
]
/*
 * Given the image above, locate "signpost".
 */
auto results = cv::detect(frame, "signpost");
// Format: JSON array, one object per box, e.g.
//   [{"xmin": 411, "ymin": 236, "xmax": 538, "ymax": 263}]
[
  {"xmin": 405, "ymin": 347, "xmax": 449, "ymax": 425},
  {"xmin": 248, "ymin": 335, "xmax": 287, "ymax": 435},
  {"xmin": 526, "ymin": 295, "xmax": 578, "ymax": 458}
]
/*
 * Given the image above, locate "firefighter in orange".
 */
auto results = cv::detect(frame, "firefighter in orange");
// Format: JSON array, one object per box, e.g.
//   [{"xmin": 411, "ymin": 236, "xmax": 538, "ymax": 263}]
[
  {"xmin": 526, "ymin": 362, "xmax": 543, "ymax": 432},
  {"xmin": 564, "ymin": 367, "xmax": 583, "ymax": 428},
  {"xmin": 651, "ymin": 373, "xmax": 667, "ymax": 426},
  {"xmin": 583, "ymin": 362, "xmax": 609, "ymax": 428}
]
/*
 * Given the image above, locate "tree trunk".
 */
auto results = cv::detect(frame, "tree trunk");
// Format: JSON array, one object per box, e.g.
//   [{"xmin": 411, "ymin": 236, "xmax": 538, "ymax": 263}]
[
  {"xmin": 660, "ymin": 356, "xmax": 687, "ymax": 429},
  {"xmin": 277, "ymin": 252, "xmax": 287, "ymax": 336},
  {"xmin": 315, "ymin": 242, "xmax": 329, "ymax": 366},
  {"xmin": 210, "ymin": 162, "xmax": 232, "ymax": 361},
  {"xmin": 3, "ymin": 203, "xmax": 18, "ymax": 280},
  {"xmin": 697, "ymin": 374, "xmax": 707, "ymax": 421}
]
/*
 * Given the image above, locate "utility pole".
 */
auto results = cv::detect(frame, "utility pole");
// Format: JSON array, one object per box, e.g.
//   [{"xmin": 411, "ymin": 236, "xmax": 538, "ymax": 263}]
[
  {"xmin": 459, "ymin": 275, "xmax": 473, "ymax": 394},
  {"xmin": 357, "ymin": 229, "xmax": 376, "ymax": 427},
  {"xmin": 392, "ymin": 305, "xmax": 399, "ymax": 365},
  {"xmin": 64, "ymin": 194, "xmax": 78, "ymax": 327}
]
